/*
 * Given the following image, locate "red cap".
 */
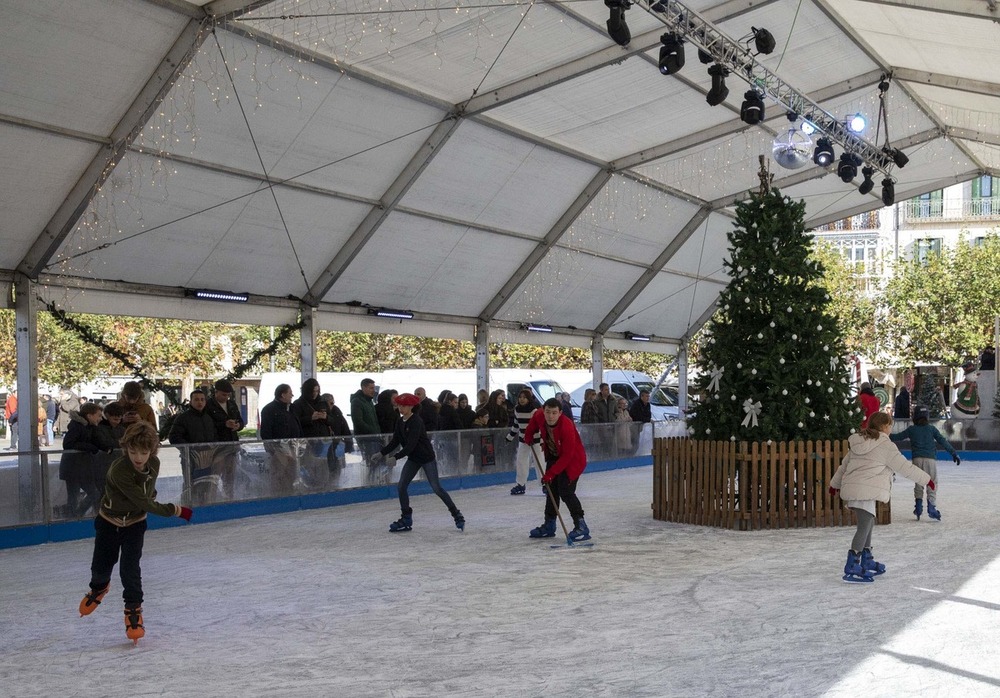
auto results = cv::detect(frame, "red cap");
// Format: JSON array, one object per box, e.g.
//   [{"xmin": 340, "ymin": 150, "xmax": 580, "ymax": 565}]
[{"xmin": 394, "ymin": 393, "xmax": 420, "ymax": 407}]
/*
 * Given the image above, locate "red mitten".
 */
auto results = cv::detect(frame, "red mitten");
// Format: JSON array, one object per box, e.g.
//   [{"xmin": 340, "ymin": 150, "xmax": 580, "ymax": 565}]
[
  {"xmin": 541, "ymin": 471, "xmax": 555, "ymax": 484},
  {"xmin": 178, "ymin": 506, "xmax": 194, "ymax": 521},
  {"xmin": 927, "ymin": 479, "xmax": 936, "ymax": 491},
  {"xmin": 828, "ymin": 486, "xmax": 839, "ymax": 497}
]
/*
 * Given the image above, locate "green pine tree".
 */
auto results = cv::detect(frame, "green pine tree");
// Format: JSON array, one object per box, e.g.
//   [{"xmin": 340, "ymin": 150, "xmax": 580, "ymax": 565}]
[
  {"xmin": 687, "ymin": 186, "xmax": 859, "ymax": 441},
  {"xmin": 915, "ymin": 373, "xmax": 946, "ymax": 418}
]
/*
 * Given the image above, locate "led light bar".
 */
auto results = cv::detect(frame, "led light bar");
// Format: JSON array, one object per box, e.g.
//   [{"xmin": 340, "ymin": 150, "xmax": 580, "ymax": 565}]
[
  {"xmin": 525, "ymin": 324, "xmax": 553, "ymax": 333},
  {"xmin": 187, "ymin": 289, "xmax": 249, "ymax": 303},
  {"xmin": 368, "ymin": 307, "xmax": 414, "ymax": 320}
]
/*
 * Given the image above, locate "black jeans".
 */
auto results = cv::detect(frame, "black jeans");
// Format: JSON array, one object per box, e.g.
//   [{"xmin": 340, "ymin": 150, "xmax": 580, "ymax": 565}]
[
  {"xmin": 397, "ymin": 459, "xmax": 458, "ymax": 515},
  {"xmin": 90, "ymin": 516, "xmax": 147, "ymax": 606},
  {"xmin": 544, "ymin": 470, "xmax": 584, "ymax": 523}
]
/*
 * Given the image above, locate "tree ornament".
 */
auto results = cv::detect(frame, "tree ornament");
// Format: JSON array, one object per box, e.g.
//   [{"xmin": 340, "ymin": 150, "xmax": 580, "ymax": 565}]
[{"xmin": 741, "ymin": 399, "xmax": 762, "ymax": 427}]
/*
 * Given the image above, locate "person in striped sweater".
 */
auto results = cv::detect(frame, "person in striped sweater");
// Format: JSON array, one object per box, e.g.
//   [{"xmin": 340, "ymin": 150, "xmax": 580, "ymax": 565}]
[{"xmin": 505, "ymin": 389, "xmax": 543, "ymax": 495}]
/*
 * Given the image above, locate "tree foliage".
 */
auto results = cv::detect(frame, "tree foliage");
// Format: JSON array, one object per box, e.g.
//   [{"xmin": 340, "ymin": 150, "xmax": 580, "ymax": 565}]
[
  {"xmin": 687, "ymin": 186, "xmax": 859, "ymax": 441},
  {"xmin": 875, "ymin": 233, "xmax": 1000, "ymax": 366},
  {"xmin": 809, "ymin": 241, "xmax": 879, "ymax": 357}
]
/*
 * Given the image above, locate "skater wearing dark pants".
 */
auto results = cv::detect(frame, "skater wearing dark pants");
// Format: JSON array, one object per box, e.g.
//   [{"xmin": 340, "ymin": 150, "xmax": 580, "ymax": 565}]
[
  {"xmin": 890, "ymin": 405, "xmax": 959, "ymax": 521},
  {"xmin": 371, "ymin": 393, "xmax": 464, "ymax": 532},
  {"xmin": 79, "ymin": 422, "xmax": 193, "ymax": 643},
  {"xmin": 523, "ymin": 398, "xmax": 590, "ymax": 542},
  {"xmin": 829, "ymin": 412, "xmax": 932, "ymax": 583}
]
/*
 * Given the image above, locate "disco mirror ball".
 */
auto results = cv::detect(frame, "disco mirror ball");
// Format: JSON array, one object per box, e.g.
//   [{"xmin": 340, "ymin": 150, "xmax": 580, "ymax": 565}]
[{"xmin": 772, "ymin": 128, "xmax": 813, "ymax": 169}]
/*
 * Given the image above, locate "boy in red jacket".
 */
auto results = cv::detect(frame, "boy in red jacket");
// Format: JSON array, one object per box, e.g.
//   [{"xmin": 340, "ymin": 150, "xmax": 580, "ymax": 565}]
[{"xmin": 523, "ymin": 398, "xmax": 590, "ymax": 541}]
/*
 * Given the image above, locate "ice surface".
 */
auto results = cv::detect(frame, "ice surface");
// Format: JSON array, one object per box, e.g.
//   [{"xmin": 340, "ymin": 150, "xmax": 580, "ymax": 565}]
[{"xmin": 1, "ymin": 462, "xmax": 999, "ymax": 697}]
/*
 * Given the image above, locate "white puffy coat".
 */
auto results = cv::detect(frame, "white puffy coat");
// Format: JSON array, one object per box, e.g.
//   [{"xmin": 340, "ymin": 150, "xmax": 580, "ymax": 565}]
[{"xmin": 831, "ymin": 432, "xmax": 931, "ymax": 502}]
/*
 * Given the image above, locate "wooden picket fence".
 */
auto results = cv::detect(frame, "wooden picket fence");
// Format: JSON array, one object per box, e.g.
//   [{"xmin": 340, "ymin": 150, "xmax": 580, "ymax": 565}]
[{"xmin": 652, "ymin": 437, "xmax": 891, "ymax": 530}]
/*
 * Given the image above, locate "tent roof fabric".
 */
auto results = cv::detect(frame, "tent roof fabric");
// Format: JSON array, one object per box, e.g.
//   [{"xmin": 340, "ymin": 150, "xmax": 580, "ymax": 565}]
[{"xmin": 2, "ymin": 0, "xmax": 997, "ymax": 351}]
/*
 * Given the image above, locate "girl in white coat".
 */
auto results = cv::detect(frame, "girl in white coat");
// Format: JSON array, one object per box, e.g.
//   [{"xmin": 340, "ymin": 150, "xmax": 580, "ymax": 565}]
[{"xmin": 830, "ymin": 411, "xmax": 934, "ymax": 583}]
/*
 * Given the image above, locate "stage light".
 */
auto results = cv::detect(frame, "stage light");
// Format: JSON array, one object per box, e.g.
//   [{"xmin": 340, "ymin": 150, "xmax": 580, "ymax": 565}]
[
  {"xmin": 752, "ymin": 27, "xmax": 776, "ymax": 54},
  {"xmin": 812, "ymin": 137, "xmax": 835, "ymax": 167},
  {"xmin": 847, "ymin": 113, "xmax": 866, "ymax": 133},
  {"xmin": 186, "ymin": 289, "xmax": 249, "ymax": 303},
  {"xmin": 837, "ymin": 153, "xmax": 861, "ymax": 183},
  {"xmin": 891, "ymin": 148, "xmax": 909, "ymax": 168},
  {"xmin": 882, "ymin": 178, "xmax": 895, "ymax": 206},
  {"xmin": 706, "ymin": 64, "xmax": 729, "ymax": 106},
  {"xmin": 659, "ymin": 33, "xmax": 685, "ymax": 75},
  {"xmin": 698, "ymin": 48, "xmax": 713, "ymax": 65},
  {"xmin": 605, "ymin": 0, "xmax": 631, "ymax": 46},
  {"xmin": 800, "ymin": 120, "xmax": 816, "ymax": 136},
  {"xmin": 368, "ymin": 307, "xmax": 414, "ymax": 320},
  {"xmin": 858, "ymin": 166, "xmax": 875, "ymax": 195},
  {"xmin": 740, "ymin": 90, "xmax": 765, "ymax": 124}
]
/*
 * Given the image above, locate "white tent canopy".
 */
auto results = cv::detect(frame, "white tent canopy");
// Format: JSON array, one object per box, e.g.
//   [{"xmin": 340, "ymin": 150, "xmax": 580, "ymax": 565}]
[{"xmin": 1, "ymin": 0, "xmax": 997, "ymax": 352}]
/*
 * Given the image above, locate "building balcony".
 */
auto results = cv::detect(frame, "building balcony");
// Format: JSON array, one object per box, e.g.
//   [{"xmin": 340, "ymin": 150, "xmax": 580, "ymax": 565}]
[
  {"xmin": 813, "ymin": 210, "xmax": 881, "ymax": 232},
  {"xmin": 902, "ymin": 198, "xmax": 1000, "ymax": 222}
]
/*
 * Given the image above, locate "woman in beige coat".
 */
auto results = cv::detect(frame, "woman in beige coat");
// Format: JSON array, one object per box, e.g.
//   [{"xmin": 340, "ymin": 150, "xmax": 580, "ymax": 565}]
[{"xmin": 830, "ymin": 411, "xmax": 934, "ymax": 582}]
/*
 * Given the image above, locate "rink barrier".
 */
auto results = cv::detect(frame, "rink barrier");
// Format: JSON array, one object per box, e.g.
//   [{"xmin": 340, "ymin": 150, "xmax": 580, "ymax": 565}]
[
  {"xmin": 653, "ymin": 438, "xmax": 891, "ymax": 530},
  {"xmin": 0, "ymin": 454, "xmax": 652, "ymax": 549}
]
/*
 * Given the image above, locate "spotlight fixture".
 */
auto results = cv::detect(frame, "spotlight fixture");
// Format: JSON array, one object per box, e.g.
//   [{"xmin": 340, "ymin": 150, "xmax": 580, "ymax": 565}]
[
  {"xmin": 605, "ymin": 0, "xmax": 632, "ymax": 46},
  {"xmin": 368, "ymin": 307, "xmax": 414, "ymax": 320},
  {"xmin": 740, "ymin": 90, "xmax": 765, "ymax": 124},
  {"xmin": 837, "ymin": 153, "xmax": 861, "ymax": 183},
  {"xmin": 525, "ymin": 323, "xmax": 553, "ymax": 333},
  {"xmin": 812, "ymin": 137, "xmax": 835, "ymax": 167},
  {"xmin": 800, "ymin": 120, "xmax": 816, "ymax": 136},
  {"xmin": 706, "ymin": 64, "xmax": 729, "ymax": 106},
  {"xmin": 751, "ymin": 27, "xmax": 776, "ymax": 54},
  {"xmin": 697, "ymin": 48, "xmax": 713, "ymax": 65},
  {"xmin": 186, "ymin": 289, "xmax": 249, "ymax": 303},
  {"xmin": 658, "ymin": 33, "xmax": 685, "ymax": 75},
  {"xmin": 881, "ymin": 178, "xmax": 895, "ymax": 206},
  {"xmin": 858, "ymin": 166, "xmax": 875, "ymax": 195},
  {"xmin": 626, "ymin": 332, "xmax": 651, "ymax": 342},
  {"xmin": 846, "ymin": 113, "xmax": 866, "ymax": 133},
  {"xmin": 884, "ymin": 146, "xmax": 909, "ymax": 169}
]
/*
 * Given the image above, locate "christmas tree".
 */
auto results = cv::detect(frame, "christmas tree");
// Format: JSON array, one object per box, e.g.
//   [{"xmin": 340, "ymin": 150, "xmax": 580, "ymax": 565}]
[
  {"xmin": 687, "ymin": 174, "xmax": 859, "ymax": 442},
  {"xmin": 915, "ymin": 373, "xmax": 946, "ymax": 418}
]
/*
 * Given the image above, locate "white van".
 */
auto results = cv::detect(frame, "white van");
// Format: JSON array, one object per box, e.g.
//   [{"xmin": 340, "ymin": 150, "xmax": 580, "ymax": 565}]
[
  {"xmin": 568, "ymin": 370, "xmax": 679, "ymax": 420},
  {"xmin": 488, "ymin": 369, "xmax": 574, "ymax": 408}
]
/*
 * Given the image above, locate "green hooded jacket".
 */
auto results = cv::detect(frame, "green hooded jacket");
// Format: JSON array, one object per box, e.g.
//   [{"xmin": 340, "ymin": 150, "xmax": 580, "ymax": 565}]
[{"xmin": 99, "ymin": 454, "xmax": 179, "ymax": 527}]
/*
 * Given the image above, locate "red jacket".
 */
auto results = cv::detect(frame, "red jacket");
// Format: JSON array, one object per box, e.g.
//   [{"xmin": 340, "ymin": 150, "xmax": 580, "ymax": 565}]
[
  {"xmin": 523, "ymin": 411, "xmax": 587, "ymax": 481},
  {"xmin": 859, "ymin": 391, "xmax": 881, "ymax": 428}
]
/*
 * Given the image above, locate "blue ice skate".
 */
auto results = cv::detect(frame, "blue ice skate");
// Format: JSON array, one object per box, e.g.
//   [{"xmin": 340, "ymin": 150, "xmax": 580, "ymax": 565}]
[
  {"xmin": 389, "ymin": 508, "xmax": 413, "ymax": 533},
  {"xmin": 927, "ymin": 503, "xmax": 941, "ymax": 521},
  {"xmin": 860, "ymin": 547, "xmax": 886, "ymax": 576},
  {"xmin": 843, "ymin": 550, "xmax": 875, "ymax": 583},
  {"xmin": 914, "ymin": 498, "xmax": 923, "ymax": 520},
  {"xmin": 568, "ymin": 517, "xmax": 591, "ymax": 542},
  {"xmin": 529, "ymin": 518, "xmax": 556, "ymax": 538}
]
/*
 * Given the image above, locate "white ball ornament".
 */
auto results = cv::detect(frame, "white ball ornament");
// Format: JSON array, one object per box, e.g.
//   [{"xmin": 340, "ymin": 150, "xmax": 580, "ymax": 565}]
[
  {"xmin": 769, "ymin": 321, "xmax": 775, "ymax": 328},
  {"xmin": 736, "ymin": 363, "xmax": 743, "ymax": 369},
  {"xmin": 786, "ymin": 307, "xmax": 792, "ymax": 313},
  {"xmin": 816, "ymin": 380, "xmax": 822, "ymax": 386},
  {"xmin": 823, "ymin": 345, "xmax": 829, "ymax": 351},
  {"xmin": 806, "ymin": 379, "xmax": 812, "ymax": 385},
  {"xmin": 705, "ymin": 428, "xmax": 711, "ymax": 434},
  {"xmin": 745, "ymin": 297, "xmax": 751, "ymax": 303},
  {"xmin": 809, "ymin": 411, "xmax": 815, "ymax": 417},
  {"xmin": 751, "ymin": 369, "xmax": 758, "ymax": 375},
  {"xmin": 817, "ymin": 324, "xmax": 822, "ymax": 330},
  {"xmin": 804, "ymin": 397, "xmax": 810, "ymax": 404},
  {"xmin": 792, "ymin": 334, "xmax": 797, "ymax": 340},
  {"xmin": 757, "ymin": 333, "xmax": 764, "ymax": 339},
  {"xmin": 731, "ymin": 394, "xmax": 736, "ymax": 401},
  {"xmin": 797, "ymin": 422, "xmax": 804, "ymax": 428},
  {"xmin": 782, "ymin": 389, "xmax": 788, "ymax": 395},
  {"xmin": 730, "ymin": 436, "xmax": 737, "ymax": 441},
  {"xmin": 828, "ymin": 387, "xmax": 834, "ymax": 393},
  {"xmin": 779, "ymin": 358, "xmax": 785, "ymax": 364}
]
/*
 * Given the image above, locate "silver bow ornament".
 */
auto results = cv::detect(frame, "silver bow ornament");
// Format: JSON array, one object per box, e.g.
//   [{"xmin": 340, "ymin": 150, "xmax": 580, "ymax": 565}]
[
  {"xmin": 707, "ymin": 366, "xmax": 724, "ymax": 394},
  {"xmin": 741, "ymin": 398, "xmax": 762, "ymax": 428}
]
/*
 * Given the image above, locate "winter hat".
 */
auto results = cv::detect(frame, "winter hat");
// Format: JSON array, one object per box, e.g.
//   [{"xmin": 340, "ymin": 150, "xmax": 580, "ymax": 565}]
[
  {"xmin": 394, "ymin": 393, "xmax": 421, "ymax": 407},
  {"xmin": 214, "ymin": 379, "xmax": 234, "ymax": 394},
  {"xmin": 912, "ymin": 405, "xmax": 930, "ymax": 423}
]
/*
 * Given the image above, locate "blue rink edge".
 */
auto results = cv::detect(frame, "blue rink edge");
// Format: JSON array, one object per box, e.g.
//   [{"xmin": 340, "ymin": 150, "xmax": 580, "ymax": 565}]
[{"xmin": 0, "ymin": 455, "xmax": 654, "ymax": 549}]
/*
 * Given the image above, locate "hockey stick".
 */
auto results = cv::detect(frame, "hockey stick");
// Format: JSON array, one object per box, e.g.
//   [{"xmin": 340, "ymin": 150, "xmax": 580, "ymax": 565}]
[{"xmin": 529, "ymin": 443, "xmax": 579, "ymax": 547}]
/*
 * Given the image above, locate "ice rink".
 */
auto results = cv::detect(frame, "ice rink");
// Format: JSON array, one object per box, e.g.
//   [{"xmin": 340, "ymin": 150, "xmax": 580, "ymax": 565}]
[{"xmin": 2, "ymin": 461, "xmax": 999, "ymax": 697}]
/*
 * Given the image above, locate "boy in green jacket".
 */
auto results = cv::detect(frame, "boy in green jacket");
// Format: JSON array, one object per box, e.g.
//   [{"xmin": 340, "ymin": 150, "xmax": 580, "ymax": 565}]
[
  {"xmin": 78, "ymin": 422, "xmax": 193, "ymax": 643},
  {"xmin": 889, "ymin": 405, "xmax": 960, "ymax": 521}
]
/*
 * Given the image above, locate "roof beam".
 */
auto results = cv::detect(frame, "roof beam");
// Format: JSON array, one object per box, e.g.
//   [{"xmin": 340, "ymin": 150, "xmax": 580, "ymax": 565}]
[
  {"xmin": 304, "ymin": 117, "xmax": 463, "ymax": 305},
  {"xmin": 805, "ymin": 170, "xmax": 982, "ymax": 228},
  {"xmin": 850, "ymin": 0, "xmax": 1000, "ymax": 21},
  {"xmin": 16, "ymin": 18, "xmax": 209, "ymax": 278},
  {"xmin": 139, "ymin": 0, "xmax": 204, "ymax": 19},
  {"xmin": 947, "ymin": 127, "xmax": 1000, "ymax": 148},
  {"xmin": 203, "ymin": 0, "xmax": 277, "ymax": 20},
  {"xmin": 596, "ymin": 207, "xmax": 712, "ymax": 334},
  {"xmin": 0, "ymin": 112, "xmax": 109, "ymax": 146},
  {"xmin": 478, "ymin": 170, "xmax": 612, "ymax": 323},
  {"xmin": 893, "ymin": 68, "xmax": 1000, "ymax": 98}
]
